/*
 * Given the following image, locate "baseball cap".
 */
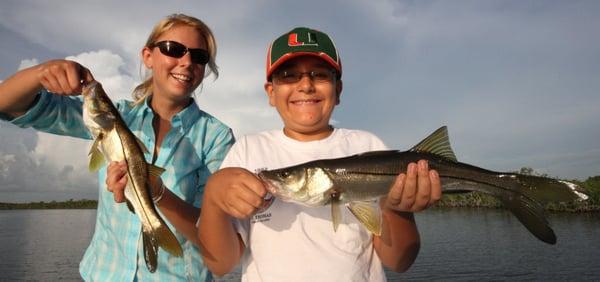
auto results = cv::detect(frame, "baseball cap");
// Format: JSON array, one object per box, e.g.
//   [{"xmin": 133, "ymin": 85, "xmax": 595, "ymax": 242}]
[{"xmin": 266, "ymin": 27, "xmax": 342, "ymax": 80}]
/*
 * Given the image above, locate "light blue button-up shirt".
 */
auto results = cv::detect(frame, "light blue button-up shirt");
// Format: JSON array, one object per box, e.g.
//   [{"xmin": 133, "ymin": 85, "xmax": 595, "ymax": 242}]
[{"xmin": 3, "ymin": 90, "xmax": 234, "ymax": 281}]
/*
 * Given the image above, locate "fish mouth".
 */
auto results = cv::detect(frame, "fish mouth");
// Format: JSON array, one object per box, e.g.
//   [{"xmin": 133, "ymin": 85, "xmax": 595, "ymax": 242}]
[
  {"xmin": 81, "ymin": 81, "xmax": 99, "ymax": 98},
  {"xmin": 258, "ymin": 174, "xmax": 280, "ymax": 195}
]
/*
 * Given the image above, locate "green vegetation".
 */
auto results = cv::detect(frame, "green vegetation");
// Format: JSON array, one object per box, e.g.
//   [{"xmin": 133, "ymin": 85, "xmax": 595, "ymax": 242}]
[
  {"xmin": 436, "ymin": 168, "xmax": 600, "ymax": 212},
  {"xmin": 0, "ymin": 199, "xmax": 97, "ymax": 210}
]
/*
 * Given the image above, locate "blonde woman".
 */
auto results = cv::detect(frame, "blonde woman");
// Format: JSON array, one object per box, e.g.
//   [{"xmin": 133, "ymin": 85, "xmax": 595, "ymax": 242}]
[{"xmin": 0, "ymin": 14, "xmax": 233, "ymax": 281}]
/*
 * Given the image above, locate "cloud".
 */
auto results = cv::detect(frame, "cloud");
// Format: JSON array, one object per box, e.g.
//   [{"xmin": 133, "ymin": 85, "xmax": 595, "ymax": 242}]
[
  {"xmin": 67, "ymin": 50, "xmax": 137, "ymax": 101},
  {"xmin": 1, "ymin": 1, "xmax": 600, "ymax": 203},
  {"xmin": 18, "ymin": 58, "xmax": 39, "ymax": 70},
  {"xmin": 0, "ymin": 122, "xmax": 97, "ymax": 203}
]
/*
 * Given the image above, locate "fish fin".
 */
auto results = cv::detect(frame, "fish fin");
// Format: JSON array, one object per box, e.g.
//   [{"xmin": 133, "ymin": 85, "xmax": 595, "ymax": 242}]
[
  {"xmin": 500, "ymin": 192, "xmax": 557, "ymax": 244},
  {"xmin": 331, "ymin": 197, "xmax": 342, "ymax": 232},
  {"xmin": 136, "ymin": 137, "xmax": 150, "ymax": 154},
  {"xmin": 142, "ymin": 228, "xmax": 159, "ymax": 273},
  {"xmin": 148, "ymin": 164, "xmax": 166, "ymax": 177},
  {"xmin": 347, "ymin": 200, "xmax": 383, "ymax": 236},
  {"xmin": 125, "ymin": 199, "xmax": 135, "ymax": 214},
  {"xmin": 88, "ymin": 140, "xmax": 106, "ymax": 172},
  {"xmin": 155, "ymin": 218, "xmax": 183, "ymax": 257},
  {"xmin": 410, "ymin": 126, "xmax": 457, "ymax": 161}
]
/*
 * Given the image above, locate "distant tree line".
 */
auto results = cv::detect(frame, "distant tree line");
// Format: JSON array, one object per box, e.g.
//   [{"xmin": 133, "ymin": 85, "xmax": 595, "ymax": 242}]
[{"xmin": 0, "ymin": 199, "xmax": 97, "ymax": 210}]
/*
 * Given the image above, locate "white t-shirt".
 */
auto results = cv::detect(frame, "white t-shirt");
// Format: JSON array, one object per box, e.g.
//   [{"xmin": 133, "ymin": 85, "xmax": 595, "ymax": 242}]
[{"xmin": 220, "ymin": 128, "xmax": 389, "ymax": 282}]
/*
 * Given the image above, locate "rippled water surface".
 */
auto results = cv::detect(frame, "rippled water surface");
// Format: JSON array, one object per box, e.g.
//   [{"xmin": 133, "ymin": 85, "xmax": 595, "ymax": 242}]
[
  {"xmin": 0, "ymin": 209, "xmax": 95, "ymax": 281},
  {"xmin": 1, "ymin": 209, "xmax": 598, "ymax": 281}
]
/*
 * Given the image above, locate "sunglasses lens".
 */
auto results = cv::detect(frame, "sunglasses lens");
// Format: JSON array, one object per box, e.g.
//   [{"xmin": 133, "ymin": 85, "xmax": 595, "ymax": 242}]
[
  {"xmin": 190, "ymin": 50, "xmax": 209, "ymax": 65},
  {"xmin": 159, "ymin": 41, "xmax": 186, "ymax": 58},
  {"xmin": 154, "ymin": 41, "xmax": 209, "ymax": 65}
]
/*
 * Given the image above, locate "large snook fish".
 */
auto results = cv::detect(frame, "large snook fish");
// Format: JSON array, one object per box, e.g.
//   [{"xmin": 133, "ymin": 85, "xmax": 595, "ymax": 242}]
[
  {"xmin": 258, "ymin": 126, "xmax": 589, "ymax": 245},
  {"xmin": 82, "ymin": 81, "xmax": 182, "ymax": 272}
]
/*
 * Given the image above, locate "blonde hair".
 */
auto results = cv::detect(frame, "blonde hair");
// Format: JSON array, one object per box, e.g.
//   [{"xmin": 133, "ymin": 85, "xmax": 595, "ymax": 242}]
[{"xmin": 132, "ymin": 14, "xmax": 219, "ymax": 104}]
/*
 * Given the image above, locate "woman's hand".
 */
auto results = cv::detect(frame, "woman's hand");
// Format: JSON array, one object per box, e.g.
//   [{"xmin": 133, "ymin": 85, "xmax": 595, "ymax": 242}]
[
  {"xmin": 0, "ymin": 59, "xmax": 95, "ymax": 117},
  {"xmin": 36, "ymin": 59, "xmax": 94, "ymax": 95},
  {"xmin": 106, "ymin": 161, "xmax": 128, "ymax": 203}
]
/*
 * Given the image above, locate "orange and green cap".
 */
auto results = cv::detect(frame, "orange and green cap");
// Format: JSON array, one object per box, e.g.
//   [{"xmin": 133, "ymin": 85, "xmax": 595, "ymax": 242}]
[{"xmin": 266, "ymin": 27, "xmax": 342, "ymax": 80}]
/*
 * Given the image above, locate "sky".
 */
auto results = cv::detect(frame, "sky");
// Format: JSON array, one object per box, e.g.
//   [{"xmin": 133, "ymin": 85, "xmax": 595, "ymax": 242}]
[{"xmin": 1, "ymin": 0, "xmax": 599, "ymax": 202}]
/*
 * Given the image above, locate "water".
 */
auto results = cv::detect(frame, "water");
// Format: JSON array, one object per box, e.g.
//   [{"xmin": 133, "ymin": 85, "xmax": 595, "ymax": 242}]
[
  {"xmin": 0, "ymin": 209, "xmax": 96, "ymax": 281},
  {"xmin": 404, "ymin": 209, "xmax": 600, "ymax": 281},
  {"xmin": 1, "ymin": 209, "xmax": 598, "ymax": 281}
]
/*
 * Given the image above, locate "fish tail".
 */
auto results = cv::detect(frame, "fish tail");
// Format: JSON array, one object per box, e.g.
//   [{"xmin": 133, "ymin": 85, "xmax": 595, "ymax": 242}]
[
  {"xmin": 504, "ymin": 174, "xmax": 589, "ymax": 204},
  {"xmin": 141, "ymin": 221, "xmax": 183, "ymax": 272},
  {"xmin": 443, "ymin": 178, "xmax": 556, "ymax": 244},
  {"xmin": 141, "ymin": 228, "xmax": 159, "ymax": 273}
]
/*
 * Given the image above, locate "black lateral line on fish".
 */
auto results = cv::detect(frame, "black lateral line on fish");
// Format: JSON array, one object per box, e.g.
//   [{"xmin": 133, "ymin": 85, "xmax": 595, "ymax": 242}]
[
  {"xmin": 339, "ymin": 170, "xmax": 399, "ymax": 176},
  {"xmin": 441, "ymin": 174, "xmax": 532, "ymax": 196},
  {"xmin": 116, "ymin": 124, "xmax": 154, "ymax": 222}
]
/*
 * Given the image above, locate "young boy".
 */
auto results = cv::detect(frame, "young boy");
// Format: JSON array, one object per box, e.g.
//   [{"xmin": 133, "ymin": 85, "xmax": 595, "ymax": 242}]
[{"xmin": 198, "ymin": 27, "xmax": 441, "ymax": 281}]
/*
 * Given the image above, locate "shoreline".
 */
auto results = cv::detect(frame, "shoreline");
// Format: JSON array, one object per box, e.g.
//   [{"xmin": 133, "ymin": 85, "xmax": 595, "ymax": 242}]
[
  {"xmin": 0, "ymin": 199, "xmax": 97, "ymax": 210},
  {"xmin": 1, "ymin": 195, "xmax": 597, "ymax": 212}
]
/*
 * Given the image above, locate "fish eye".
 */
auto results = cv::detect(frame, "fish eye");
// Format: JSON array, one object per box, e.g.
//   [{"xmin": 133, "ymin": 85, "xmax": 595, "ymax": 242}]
[{"xmin": 278, "ymin": 171, "xmax": 291, "ymax": 178}]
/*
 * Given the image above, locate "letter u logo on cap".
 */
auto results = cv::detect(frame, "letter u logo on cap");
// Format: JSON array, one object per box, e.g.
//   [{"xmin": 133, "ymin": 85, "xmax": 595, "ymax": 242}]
[{"xmin": 288, "ymin": 32, "xmax": 318, "ymax": 47}]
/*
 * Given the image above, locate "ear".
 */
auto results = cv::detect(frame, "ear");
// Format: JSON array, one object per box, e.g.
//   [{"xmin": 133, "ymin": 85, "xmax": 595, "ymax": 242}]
[
  {"xmin": 264, "ymin": 82, "xmax": 276, "ymax": 107},
  {"xmin": 335, "ymin": 79, "xmax": 343, "ymax": 105},
  {"xmin": 142, "ymin": 46, "xmax": 153, "ymax": 69}
]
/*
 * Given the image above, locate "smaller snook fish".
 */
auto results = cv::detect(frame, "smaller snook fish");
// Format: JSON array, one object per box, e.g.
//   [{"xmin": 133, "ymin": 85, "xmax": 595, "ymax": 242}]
[
  {"xmin": 258, "ymin": 126, "xmax": 589, "ymax": 245},
  {"xmin": 82, "ymin": 81, "xmax": 182, "ymax": 272}
]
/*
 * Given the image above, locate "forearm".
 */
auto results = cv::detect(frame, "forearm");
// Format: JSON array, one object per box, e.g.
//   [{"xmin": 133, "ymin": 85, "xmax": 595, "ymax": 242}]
[
  {"xmin": 155, "ymin": 189, "xmax": 201, "ymax": 245},
  {"xmin": 0, "ymin": 65, "xmax": 44, "ymax": 117},
  {"xmin": 373, "ymin": 203, "xmax": 421, "ymax": 272},
  {"xmin": 197, "ymin": 199, "xmax": 244, "ymax": 276}
]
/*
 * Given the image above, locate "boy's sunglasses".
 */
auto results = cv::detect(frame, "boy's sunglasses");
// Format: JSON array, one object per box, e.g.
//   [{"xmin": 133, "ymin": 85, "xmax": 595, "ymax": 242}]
[
  {"xmin": 151, "ymin": 41, "xmax": 210, "ymax": 65},
  {"xmin": 272, "ymin": 69, "xmax": 336, "ymax": 84}
]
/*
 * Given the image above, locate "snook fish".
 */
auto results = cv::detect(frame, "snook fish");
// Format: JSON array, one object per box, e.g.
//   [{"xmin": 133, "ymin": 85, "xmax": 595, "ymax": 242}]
[
  {"xmin": 82, "ymin": 81, "xmax": 182, "ymax": 272},
  {"xmin": 258, "ymin": 126, "xmax": 589, "ymax": 244}
]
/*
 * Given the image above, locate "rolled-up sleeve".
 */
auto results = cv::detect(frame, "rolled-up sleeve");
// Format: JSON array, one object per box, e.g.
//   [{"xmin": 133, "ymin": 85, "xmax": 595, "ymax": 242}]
[{"xmin": 4, "ymin": 90, "xmax": 92, "ymax": 140}]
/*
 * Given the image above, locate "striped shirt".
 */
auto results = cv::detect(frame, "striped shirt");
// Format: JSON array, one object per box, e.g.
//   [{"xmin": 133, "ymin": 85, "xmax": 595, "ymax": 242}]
[{"xmin": 5, "ymin": 90, "xmax": 234, "ymax": 281}]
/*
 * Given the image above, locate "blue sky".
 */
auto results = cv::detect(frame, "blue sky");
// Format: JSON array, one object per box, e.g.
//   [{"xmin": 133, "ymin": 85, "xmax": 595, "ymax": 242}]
[{"xmin": 1, "ymin": 0, "xmax": 599, "ymax": 202}]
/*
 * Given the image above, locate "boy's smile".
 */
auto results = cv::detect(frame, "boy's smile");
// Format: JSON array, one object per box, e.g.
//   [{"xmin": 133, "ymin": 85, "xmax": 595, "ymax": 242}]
[
  {"xmin": 265, "ymin": 56, "xmax": 342, "ymax": 141},
  {"xmin": 290, "ymin": 98, "xmax": 321, "ymax": 105}
]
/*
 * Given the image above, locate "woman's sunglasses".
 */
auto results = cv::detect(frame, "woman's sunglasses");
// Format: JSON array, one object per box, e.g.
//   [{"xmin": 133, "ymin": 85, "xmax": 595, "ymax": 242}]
[{"xmin": 151, "ymin": 41, "xmax": 210, "ymax": 65}]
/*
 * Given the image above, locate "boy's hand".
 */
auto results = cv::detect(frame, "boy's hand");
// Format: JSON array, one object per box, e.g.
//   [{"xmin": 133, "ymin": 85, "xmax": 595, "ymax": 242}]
[
  {"xmin": 384, "ymin": 160, "xmax": 441, "ymax": 212},
  {"xmin": 205, "ymin": 167, "xmax": 268, "ymax": 219}
]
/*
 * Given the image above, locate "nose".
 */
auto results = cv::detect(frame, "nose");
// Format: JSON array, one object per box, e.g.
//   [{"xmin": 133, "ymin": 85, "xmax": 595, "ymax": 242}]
[
  {"xmin": 297, "ymin": 73, "xmax": 315, "ymax": 93},
  {"xmin": 178, "ymin": 51, "xmax": 193, "ymax": 66}
]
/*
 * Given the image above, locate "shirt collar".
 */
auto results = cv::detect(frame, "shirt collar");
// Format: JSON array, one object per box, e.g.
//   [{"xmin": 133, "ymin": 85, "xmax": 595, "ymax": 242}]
[
  {"xmin": 142, "ymin": 96, "xmax": 202, "ymax": 133},
  {"xmin": 174, "ymin": 98, "xmax": 202, "ymax": 132}
]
